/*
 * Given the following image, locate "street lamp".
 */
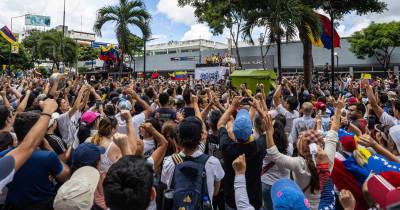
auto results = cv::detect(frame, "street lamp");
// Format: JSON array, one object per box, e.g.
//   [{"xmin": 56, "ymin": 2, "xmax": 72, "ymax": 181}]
[
  {"xmin": 323, "ymin": 0, "xmax": 335, "ymax": 95},
  {"xmin": 334, "ymin": 52, "xmax": 339, "ymax": 71},
  {"xmin": 62, "ymin": 0, "xmax": 66, "ymax": 35}
]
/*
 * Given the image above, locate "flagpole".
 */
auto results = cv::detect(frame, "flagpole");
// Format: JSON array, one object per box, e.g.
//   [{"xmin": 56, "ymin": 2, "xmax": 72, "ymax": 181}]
[{"xmin": 330, "ymin": 11, "xmax": 335, "ymax": 95}]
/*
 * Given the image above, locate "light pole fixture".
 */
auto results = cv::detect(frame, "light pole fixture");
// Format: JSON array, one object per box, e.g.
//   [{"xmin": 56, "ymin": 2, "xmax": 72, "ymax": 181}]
[
  {"xmin": 323, "ymin": 0, "xmax": 335, "ymax": 95},
  {"xmin": 334, "ymin": 52, "xmax": 339, "ymax": 70},
  {"xmin": 62, "ymin": 0, "xmax": 66, "ymax": 36}
]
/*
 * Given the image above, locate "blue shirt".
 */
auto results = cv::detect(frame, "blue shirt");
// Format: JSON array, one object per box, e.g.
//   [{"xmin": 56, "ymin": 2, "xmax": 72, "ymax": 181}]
[{"xmin": 5, "ymin": 150, "xmax": 63, "ymax": 205}]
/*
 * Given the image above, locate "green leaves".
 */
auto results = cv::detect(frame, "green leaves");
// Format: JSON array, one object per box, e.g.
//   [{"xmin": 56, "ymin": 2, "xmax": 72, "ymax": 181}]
[
  {"xmin": 38, "ymin": 30, "xmax": 79, "ymax": 68},
  {"xmin": 78, "ymin": 46, "xmax": 100, "ymax": 61},
  {"xmin": 349, "ymin": 21, "xmax": 400, "ymax": 69},
  {"xmin": 93, "ymin": 0, "xmax": 151, "ymax": 54},
  {"xmin": 0, "ymin": 36, "xmax": 33, "ymax": 71}
]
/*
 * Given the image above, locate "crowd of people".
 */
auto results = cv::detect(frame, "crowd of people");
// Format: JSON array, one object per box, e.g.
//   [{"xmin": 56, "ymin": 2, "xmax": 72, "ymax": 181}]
[
  {"xmin": 205, "ymin": 53, "xmax": 225, "ymax": 65},
  {"xmin": 0, "ymin": 71, "xmax": 399, "ymax": 210}
]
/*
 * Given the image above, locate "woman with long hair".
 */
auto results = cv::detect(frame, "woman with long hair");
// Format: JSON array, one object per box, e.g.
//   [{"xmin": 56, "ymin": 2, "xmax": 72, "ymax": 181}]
[
  {"xmin": 161, "ymin": 120, "xmax": 178, "ymax": 156},
  {"xmin": 263, "ymin": 96, "xmax": 343, "ymax": 209},
  {"xmin": 91, "ymin": 111, "xmax": 137, "ymax": 210}
]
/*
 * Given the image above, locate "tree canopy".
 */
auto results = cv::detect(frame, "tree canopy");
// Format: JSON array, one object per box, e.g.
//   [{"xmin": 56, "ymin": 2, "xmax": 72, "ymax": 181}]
[
  {"xmin": 78, "ymin": 45, "xmax": 100, "ymax": 61},
  {"xmin": 350, "ymin": 21, "xmax": 400, "ymax": 71},
  {"xmin": 94, "ymin": 0, "xmax": 151, "ymax": 55},
  {"xmin": 38, "ymin": 30, "xmax": 79, "ymax": 69},
  {"xmin": 0, "ymin": 36, "xmax": 33, "ymax": 72},
  {"xmin": 22, "ymin": 29, "xmax": 42, "ymax": 64}
]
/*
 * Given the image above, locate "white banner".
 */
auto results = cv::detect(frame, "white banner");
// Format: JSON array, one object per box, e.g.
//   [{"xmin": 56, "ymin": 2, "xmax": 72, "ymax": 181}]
[{"xmin": 195, "ymin": 66, "xmax": 227, "ymax": 83}]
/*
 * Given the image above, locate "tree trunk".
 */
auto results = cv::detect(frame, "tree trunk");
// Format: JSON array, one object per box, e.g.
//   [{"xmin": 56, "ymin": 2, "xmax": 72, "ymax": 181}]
[
  {"xmin": 276, "ymin": 36, "xmax": 282, "ymax": 81},
  {"xmin": 301, "ymin": 36, "xmax": 313, "ymax": 89},
  {"xmin": 235, "ymin": 45, "xmax": 242, "ymax": 70}
]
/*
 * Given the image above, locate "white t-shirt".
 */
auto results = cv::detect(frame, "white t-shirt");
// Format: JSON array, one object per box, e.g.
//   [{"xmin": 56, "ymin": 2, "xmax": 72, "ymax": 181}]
[
  {"xmin": 57, "ymin": 111, "xmax": 81, "ymax": 148},
  {"xmin": 143, "ymin": 138, "xmax": 156, "ymax": 158},
  {"xmin": 380, "ymin": 112, "xmax": 400, "ymax": 128},
  {"xmin": 276, "ymin": 104, "xmax": 300, "ymax": 133},
  {"xmin": 161, "ymin": 150, "xmax": 225, "ymax": 203},
  {"xmin": 115, "ymin": 112, "xmax": 146, "ymax": 139}
]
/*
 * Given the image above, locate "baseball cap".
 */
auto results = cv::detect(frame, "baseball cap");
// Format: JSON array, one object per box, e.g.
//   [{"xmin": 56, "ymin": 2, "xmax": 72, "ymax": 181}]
[
  {"xmin": 338, "ymin": 129, "xmax": 357, "ymax": 152},
  {"xmin": 314, "ymin": 102, "xmax": 326, "ymax": 110},
  {"xmin": 271, "ymin": 179, "xmax": 310, "ymax": 210},
  {"xmin": 53, "ymin": 166, "xmax": 100, "ymax": 210},
  {"xmin": 48, "ymin": 113, "xmax": 60, "ymax": 128},
  {"xmin": 72, "ymin": 143, "xmax": 105, "ymax": 169},
  {"xmin": 117, "ymin": 99, "xmax": 132, "ymax": 111},
  {"xmin": 233, "ymin": 109, "xmax": 252, "ymax": 143},
  {"xmin": 81, "ymin": 112, "xmax": 100, "ymax": 125},
  {"xmin": 178, "ymin": 116, "xmax": 202, "ymax": 141},
  {"xmin": 348, "ymin": 97, "xmax": 358, "ymax": 105}
]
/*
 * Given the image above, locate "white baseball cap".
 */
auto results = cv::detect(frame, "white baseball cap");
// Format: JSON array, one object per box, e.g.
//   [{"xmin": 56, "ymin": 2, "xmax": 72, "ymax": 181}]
[{"xmin": 53, "ymin": 166, "xmax": 100, "ymax": 210}]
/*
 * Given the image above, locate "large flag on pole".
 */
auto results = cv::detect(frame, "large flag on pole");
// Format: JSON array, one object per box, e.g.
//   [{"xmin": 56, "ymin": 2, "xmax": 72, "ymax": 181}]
[
  {"xmin": 309, "ymin": 13, "xmax": 340, "ymax": 49},
  {"xmin": 0, "ymin": 26, "xmax": 17, "ymax": 44}
]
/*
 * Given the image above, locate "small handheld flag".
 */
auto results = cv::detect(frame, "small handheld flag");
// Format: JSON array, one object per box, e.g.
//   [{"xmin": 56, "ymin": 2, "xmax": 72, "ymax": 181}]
[{"xmin": 0, "ymin": 26, "xmax": 17, "ymax": 44}]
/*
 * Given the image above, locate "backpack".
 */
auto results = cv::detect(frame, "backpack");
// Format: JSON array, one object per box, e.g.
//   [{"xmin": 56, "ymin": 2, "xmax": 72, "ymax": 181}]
[{"xmin": 163, "ymin": 153, "xmax": 212, "ymax": 210}]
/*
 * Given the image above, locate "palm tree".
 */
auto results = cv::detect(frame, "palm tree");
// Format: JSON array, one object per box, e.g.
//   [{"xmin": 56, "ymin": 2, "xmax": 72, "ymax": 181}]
[
  {"xmin": 94, "ymin": 0, "xmax": 151, "ymax": 75},
  {"xmin": 242, "ymin": 0, "xmax": 320, "ymax": 83}
]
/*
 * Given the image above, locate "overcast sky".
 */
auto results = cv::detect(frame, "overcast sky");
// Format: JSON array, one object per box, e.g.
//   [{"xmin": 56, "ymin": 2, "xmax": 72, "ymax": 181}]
[{"xmin": 0, "ymin": 0, "xmax": 399, "ymax": 45}]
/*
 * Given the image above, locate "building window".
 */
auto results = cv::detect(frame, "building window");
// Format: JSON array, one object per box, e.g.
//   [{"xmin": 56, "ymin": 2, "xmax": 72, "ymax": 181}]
[
  {"xmin": 155, "ymin": 51, "xmax": 167, "ymax": 55},
  {"xmin": 168, "ymin": 50, "xmax": 177, "ymax": 54}
]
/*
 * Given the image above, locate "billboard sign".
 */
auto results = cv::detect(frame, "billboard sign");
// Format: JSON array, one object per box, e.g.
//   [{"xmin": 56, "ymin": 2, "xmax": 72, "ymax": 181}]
[{"xmin": 25, "ymin": 15, "xmax": 51, "ymax": 27}]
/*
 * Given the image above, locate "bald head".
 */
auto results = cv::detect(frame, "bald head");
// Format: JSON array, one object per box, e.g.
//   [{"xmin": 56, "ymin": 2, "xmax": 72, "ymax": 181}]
[{"xmin": 302, "ymin": 102, "xmax": 313, "ymax": 116}]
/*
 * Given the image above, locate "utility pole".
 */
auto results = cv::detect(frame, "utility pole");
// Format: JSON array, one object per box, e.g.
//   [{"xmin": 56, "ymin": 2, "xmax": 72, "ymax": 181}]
[
  {"xmin": 330, "ymin": 10, "xmax": 335, "ymax": 95},
  {"xmin": 62, "ymin": 0, "xmax": 66, "ymax": 36}
]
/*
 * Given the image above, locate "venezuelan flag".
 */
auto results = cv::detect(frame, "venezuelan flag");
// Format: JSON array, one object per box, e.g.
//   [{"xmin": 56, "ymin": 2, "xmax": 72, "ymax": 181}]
[
  {"xmin": 309, "ymin": 14, "xmax": 340, "ymax": 49},
  {"xmin": 318, "ymin": 14, "xmax": 340, "ymax": 49},
  {"xmin": 307, "ymin": 25, "xmax": 323, "ymax": 48},
  {"xmin": 175, "ymin": 71, "xmax": 187, "ymax": 80},
  {"xmin": 0, "ymin": 26, "xmax": 17, "ymax": 44}
]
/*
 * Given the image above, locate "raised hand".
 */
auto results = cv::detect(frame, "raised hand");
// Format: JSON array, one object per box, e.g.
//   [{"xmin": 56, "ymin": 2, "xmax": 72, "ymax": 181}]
[
  {"xmin": 358, "ymin": 134, "xmax": 377, "ymax": 148},
  {"xmin": 334, "ymin": 95, "xmax": 345, "ymax": 110},
  {"xmin": 231, "ymin": 96, "xmax": 243, "ymax": 109},
  {"xmin": 263, "ymin": 113, "xmax": 274, "ymax": 137},
  {"xmin": 120, "ymin": 110, "xmax": 132, "ymax": 122},
  {"xmin": 191, "ymin": 94, "xmax": 198, "ymax": 104},
  {"xmin": 232, "ymin": 154, "xmax": 246, "ymax": 175},
  {"xmin": 339, "ymin": 190, "xmax": 356, "ymax": 210},
  {"xmin": 140, "ymin": 122, "xmax": 153, "ymax": 131},
  {"xmin": 40, "ymin": 99, "xmax": 58, "ymax": 114}
]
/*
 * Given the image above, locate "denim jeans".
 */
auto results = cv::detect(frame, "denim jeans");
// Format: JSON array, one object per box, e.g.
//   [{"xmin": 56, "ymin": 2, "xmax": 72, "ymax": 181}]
[{"xmin": 262, "ymin": 183, "xmax": 273, "ymax": 210}]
